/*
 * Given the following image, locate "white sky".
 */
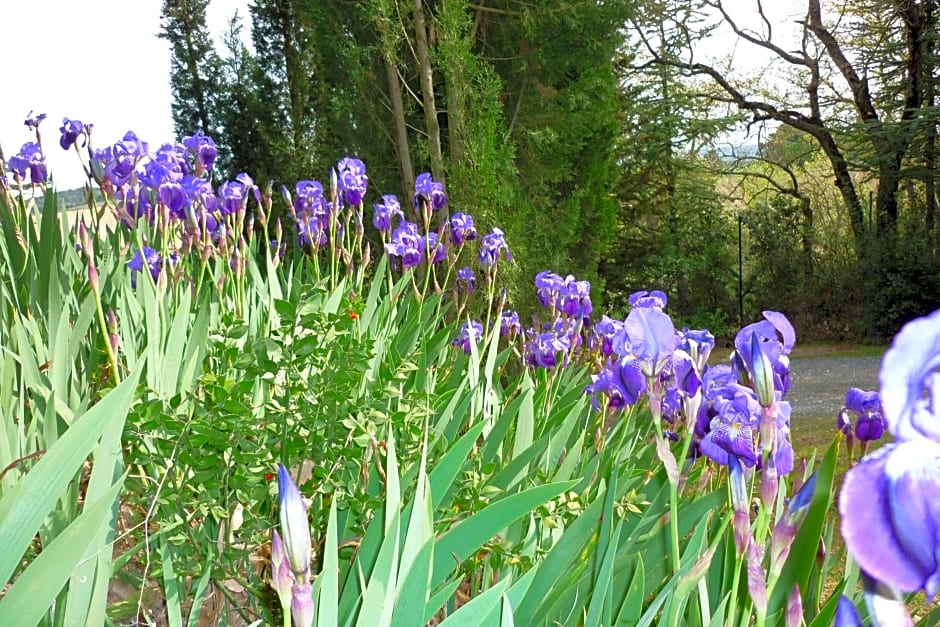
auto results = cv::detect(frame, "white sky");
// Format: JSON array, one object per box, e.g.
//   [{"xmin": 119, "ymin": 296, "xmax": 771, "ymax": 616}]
[
  {"xmin": 0, "ymin": 0, "xmax": 248, "ymax": 190},
  {"xmin": 0, "ymin": 0, "xmax": 799, "ymax": 191}
]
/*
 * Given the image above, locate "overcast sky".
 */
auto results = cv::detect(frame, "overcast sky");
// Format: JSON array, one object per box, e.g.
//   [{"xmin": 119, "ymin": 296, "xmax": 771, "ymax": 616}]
[
  {"xmin": 0, "ymin": 0, "xmax": 797, "ymax": 191},
  {"xmin": 0, "ymin": 0, "xmax": 248, "ymax": 190}
]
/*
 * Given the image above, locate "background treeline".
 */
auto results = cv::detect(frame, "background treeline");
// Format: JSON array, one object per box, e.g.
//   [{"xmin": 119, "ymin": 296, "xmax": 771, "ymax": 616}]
[{"xmin": 159, "ymin": 0, "xmax": 940, "ymax": 341}]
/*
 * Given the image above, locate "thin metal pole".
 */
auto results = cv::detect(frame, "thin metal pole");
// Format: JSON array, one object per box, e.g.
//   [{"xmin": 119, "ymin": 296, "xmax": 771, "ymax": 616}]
[{"xmin": 738, "ymin": 215, "xmax": 744, "ymax": 329}]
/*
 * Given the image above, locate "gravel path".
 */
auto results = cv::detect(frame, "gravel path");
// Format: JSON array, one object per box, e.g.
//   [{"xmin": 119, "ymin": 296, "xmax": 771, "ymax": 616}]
[{"xmin": 787, "ymin": 354, "xmax": 884, "ymax": 421}]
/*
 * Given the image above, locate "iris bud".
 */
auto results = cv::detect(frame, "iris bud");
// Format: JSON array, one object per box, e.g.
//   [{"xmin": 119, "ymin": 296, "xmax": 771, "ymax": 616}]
[{"xmin": 277, "ymin": 464, "xmax": 311, "ymax": 581}]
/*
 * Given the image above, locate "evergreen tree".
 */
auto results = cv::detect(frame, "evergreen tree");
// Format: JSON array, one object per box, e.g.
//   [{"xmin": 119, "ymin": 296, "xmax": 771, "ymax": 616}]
[{"xmin": 159, "ymin": 0, "xmax": 222, "ymax": 139}]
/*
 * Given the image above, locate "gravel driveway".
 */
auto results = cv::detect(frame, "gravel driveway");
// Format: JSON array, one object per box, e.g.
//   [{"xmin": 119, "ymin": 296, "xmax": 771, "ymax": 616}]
[{"xmin": 787, "ymin": 354, "xmax": 884, "ymax": 421}]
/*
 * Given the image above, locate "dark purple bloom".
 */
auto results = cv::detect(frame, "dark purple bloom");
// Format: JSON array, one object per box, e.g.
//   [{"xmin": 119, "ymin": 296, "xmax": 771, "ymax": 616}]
[
  {"xmin": 457, "ymin": 266, "xmax": 475, "ymax": 293},
  {"xmin": 117, "ymin": 184, "xmax": 153, "ymax": 226},
  {"xmin": 373, "ymin": 195, "xmax": 403, "ymax": 232},
  {"xmin": 841, "ymin": 388, "xmax": 886, "ymax": 442},
  {"xmin": 673, "ymin": 351, "xmax": 701, "ymax": 397},
  {"xmin": 586, "ymin": 357, "xmax": 647, "ymax": 409},
  {"xmin": 12, "ymin": 142, "xmax": 47, "ymax": 184},
  {"xmin": 104, "ymin": 132, "xmax": 148, "ymax": 186},
  {"xmin": 297, "ymin": 217, "xmax": 328, "ymax": 248},
  {"xmin": 478, "ymin": 228, "xmax": 511, "ymax": 267},
  {"xmin": 879, "ymin": 308, "xmax": 940, "ymax": 442},
  {"xmin": 59, "ymin": 118, "xmax": 85, "ymax": 150},
  {"xmin": 453, "ymin": 320, "xmax": 484, "ymax": 354},
  {"xmin": 834, "ymin": 596, "xmax": 862, "ymax": 627},
  {"xmin": 592, "ymin": 315, "xmax": 624, "ymax": 356},
  {"xmin": 422, "ymin": 232, "xmax": 447, "ymax": 264},
  {"xmin": 24, "ymin": 111, "xmax": 46, "ymax": 130},
  {"xmin": 612, "ymin": 305, "xmax": 679, "ymax": 377},
  {"xmin": 525, "ymin": 331, "xmax": 570, "ymax": 369},
  {"xmin": 293, "ymin": 181, "xmax": 331, "ymax": 243},
  {"xmin": 7, "ymin": 153, "xmax": 28, "ymax": 180},
  {"xmin": 218, "ymin": 173, "xmax": 254, "ymax": 215},
  {"xmin": 385, "ymin": 222, "xmax": 422, "ymax": 270},
  {"xmin": 182, "ymin": 175, "xmax": 217, "ymax": 213},
  {"xmin": 699, "ymin": 383, "xmax": 762, "ymax": 466},
  {"xmin": 535, "ymin": 271, "xmax": 565, "ymax": 308},
  {"xmin": 182, "ymin": 132, "xmax": 217, "ymax": 171},
  {"xmin": 337, "ymin": 157, "xmax": 368, "ymax": 205},
  {"xmin": 629, "ymin": 290, "xmax": 667, "ymax": 309},
  {"xmin": 449, "ymin": 212, "xmax": 477, "ymax": 246},
  {"xmin": 559, "ymin": 275, "xmax": 592, "ymax": 317},
  {"xmin": 127, "ymin": 246, "xmax": 162, "ymax": 288},
  {"xmin": 499, "ymin": 309, "xmax": 521, "ymax": 337},
  {"xmin": 159, "ymin": 182, "xmax": 188, "ymax": 220},
  {"xmin": 413, "ymin": 172, "xmax": 446, "ymax": 211}
]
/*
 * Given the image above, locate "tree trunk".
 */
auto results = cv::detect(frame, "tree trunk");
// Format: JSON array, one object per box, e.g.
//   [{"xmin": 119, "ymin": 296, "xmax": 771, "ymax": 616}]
[
  {"xmin": 814, "ymin": 130, "xmax": 868, "ymax": 246},
  {"xmin": 799, "ymin": 196, "xmax": 814, "ymax": 282},
  {"xmin": 926, "ymin": 1, "xmax": 938, "ymax": 234},
  {"xmin": 875, "ymin": 155, "xmax": 903, "ymax": 236},
  {"xmin": 385, "ymin": 58, "xmax": 415, "ymax": 198},
  {"xmin": 412, "ymin": 0, "xmax": 446, "ymax": 183}
]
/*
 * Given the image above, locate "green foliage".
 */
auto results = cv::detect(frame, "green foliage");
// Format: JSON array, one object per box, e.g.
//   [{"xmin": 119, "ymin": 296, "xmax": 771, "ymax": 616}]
[{"xmin": 0, "ymin": 183, "xmax": 888, "ymax": 626}]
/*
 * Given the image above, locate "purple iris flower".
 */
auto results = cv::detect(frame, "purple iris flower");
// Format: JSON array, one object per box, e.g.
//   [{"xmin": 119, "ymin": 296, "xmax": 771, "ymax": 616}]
[
  {"xmin": 834, "ymin": 596, "xmax": 862, "ymax": 627},
  {"xmin": 457, "ymin": 266, "xmax": 476, "ymax": 293},
  {"xmin": 24, "ymin": 111, "xmax": 46, "ymax": 130},
  {"xmin": 127, "ymin": 246, "xmax": 162, "ymax": 288},
  {"xmin": 218, "ymin": 173, "xmax": 254, "ymax": 215},
  {"xmin": 879, "ymin": 308, "xmax": 940, "ymax": 442},
  {"xmin": 841, "ymin": 438, "xmax": 940, "ymax": 597},
  {"xmin": 499, "ymin": 309, "xmax": 521, "ymax": 337},
  {"xmin": 612, "ymin": 357, "xmax": 646, "ymax": 405},
  {"xmin": 453, "ymin": 320, "xmax": 484, "ymax": 354},
  {"xmin": 59, "ymin": 118, "xmax": 85, "ymax": 150},
  {"xmin": 337, "ymin": 157, "xmax": 368, "ymax": 205},
  {"xmin": 592, "ymin": 315, "xmax": 624, "ymax": 356},
  {"xmin": 159, "ymin": 182, "xmax": 188, "ymax": 220},
  {"xmin": 559, "ymin": 275, "xmax": 592, "ymax": 317},
  {"xmin": 182, "ymin": 132, "xmax": 217, "ymax": 171},
  {"xmin": 587, "ymin": 356, "xmax": 647, "ymax": 409},
  {"xmin": 662, "ymin": 385, "xmax": 683, "ymax": 423},
  {"xmin": 421, "ymin": 232, "xmax": 447, "ymax": 264},
  {"xmin": 734, "ymin": 311, "xmax": 795, "ymax": 401},
  {"xmin": 699, "ymin": 382, "xmax": 762, "ymax": 466},
  {"xmin": 297, "ymin": 217, "xmax": 328, "ymax": 248},
  {"xmin": 293, "ymin": 181, "xmax": 331, "ymax": 241},
  {"xmin": 182, "ymin": 175, "xmax": 217, "ymax": 212},
  {"xmin": 413, "ymin": 172, "xmax": 447, "ymax": 211},
  {"xmin": 629, "ymin": 290, "xmax": 667, "ymax": 309},
  {"xmin": 12, "ymin": 143, "xmax": 47, "ymax": 184},
  {"xmin": 117, "ymin": 184, "xmax": 153, "ymax": 226},
  {"xmin": 7, "ymin": 153, "xmax": 28, "ymax": 180},
  {"xmin": 841, "ymin": 387, "xmax": 886, "ymax": 442},
  {"xmin": 478, "ymin": 228, "xmax": 511, "ymax": 267},
  {"xmin": 673, "ymin": 351, "xmax": 701, "ymax": 397},
  {"xmin": 535, "ymin": 271, "xmax": 565, "ymax": 308},
  {"xmin": 385, "ymin": 222, "xmax": 422, "ymax": 270},
  {"xmin": 449, "ymin": 212, "xmax": 477, "ymax": 246},
  {"xmin": 680, "ymin": 328, "xmax": 716, "ymax": 372},
  {"xmin": 839, "ymin": 308, "xmax": 940, "ymax": 598},
  {"xmin": 104, "ymin": 132, "xmax": 147, "ymax": 186},
  {"xmin": 612, "ymin": 305, "xmax": 679, "ymax": 378},
  {"xmin": 373, "ymin": 195, "xmax": 403, "ymax": 232},
  {"xmin": 525, "ymin": 331, "xmax": 571, "ymax": 369}
]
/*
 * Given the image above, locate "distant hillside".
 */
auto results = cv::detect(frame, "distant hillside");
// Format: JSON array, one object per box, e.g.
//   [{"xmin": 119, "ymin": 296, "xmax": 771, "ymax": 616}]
[{"xmin": 57, "ymin": 186, "xmax": 104, "ymax": 210}]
